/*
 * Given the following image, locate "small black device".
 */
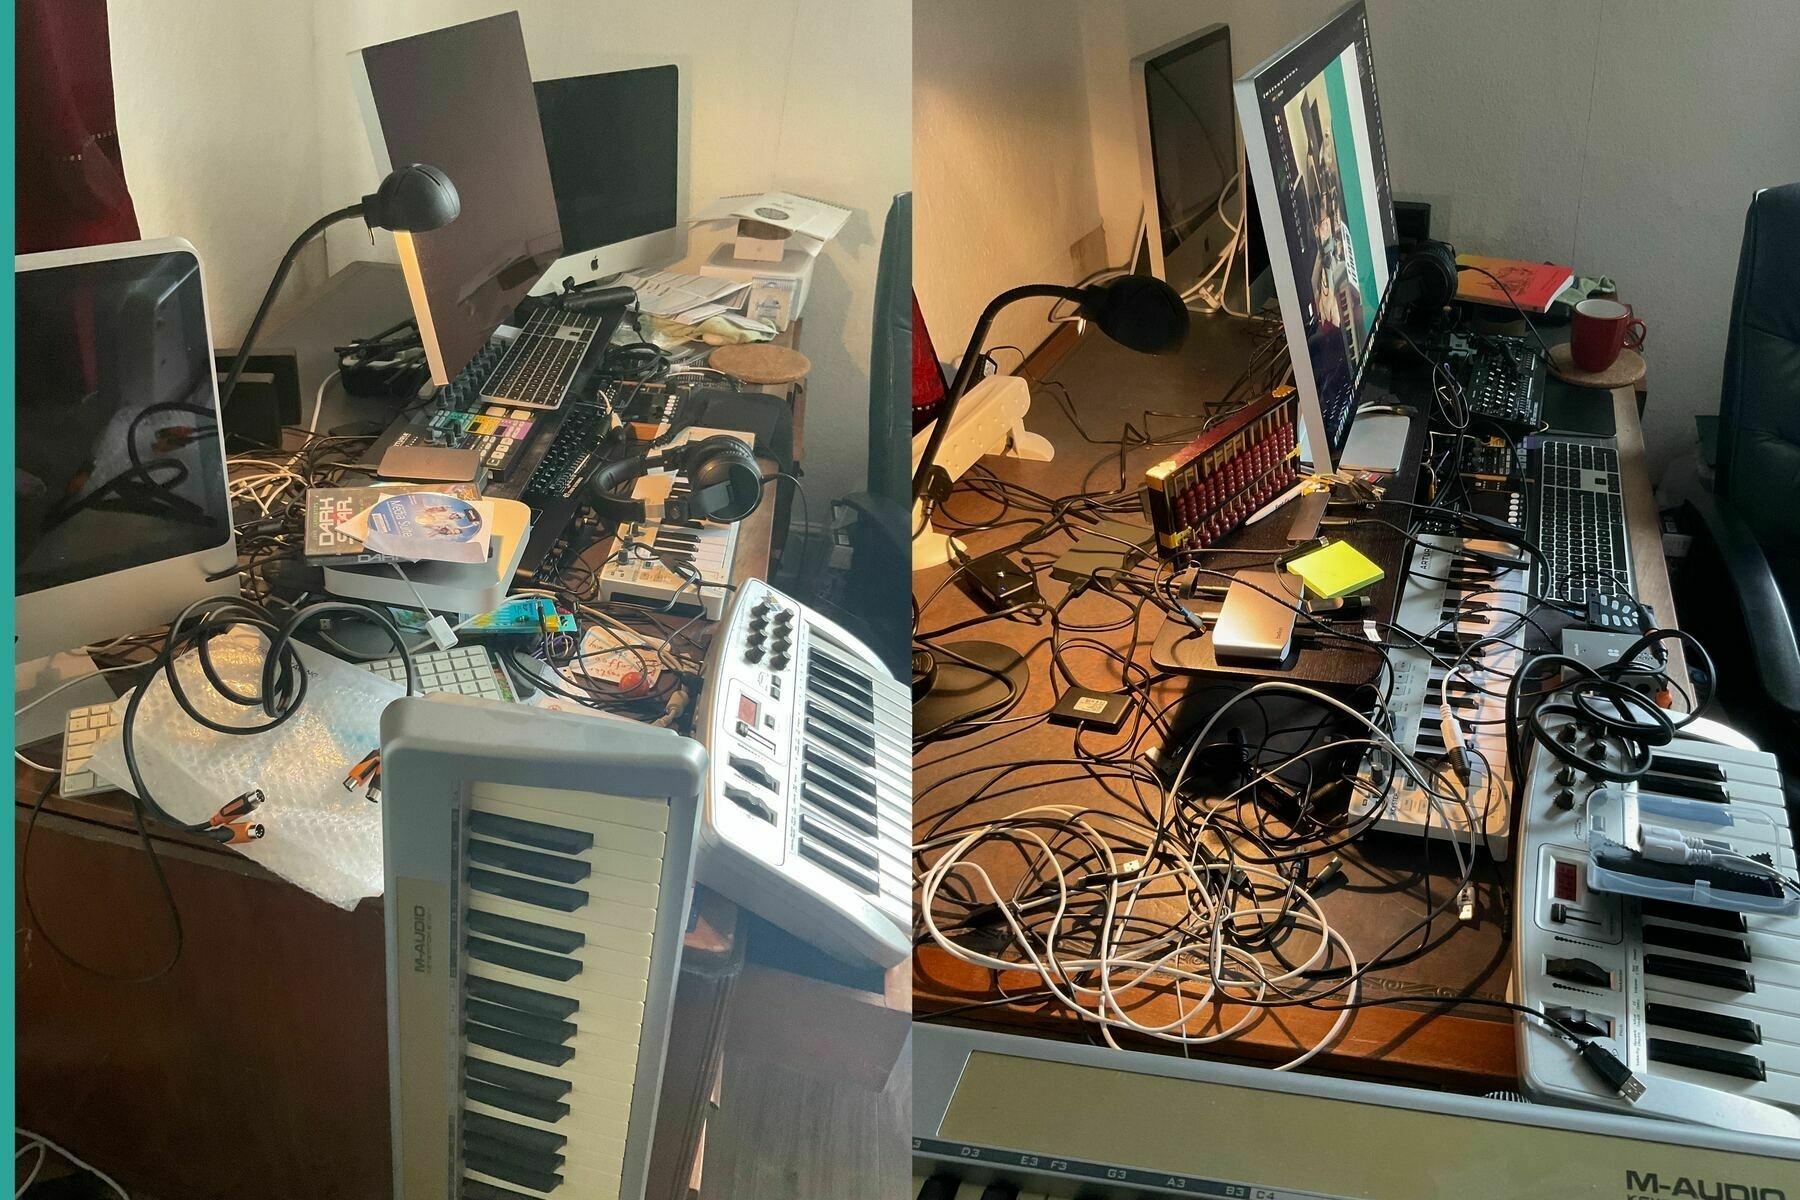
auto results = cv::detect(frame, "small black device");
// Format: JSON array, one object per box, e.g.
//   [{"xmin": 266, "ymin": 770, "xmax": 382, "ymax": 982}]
[
  {"xmin": 1460, "ymin": 333, "xmax": 1547, "ymax": 430},
  {"xmin": 1049, "ymin": 687, "xmax": 1133, "ymax": 732},
  {"xmin": 961, "ymin": 551, "xmax": 1037, "ymax": 612},
  {"xmin": 214, "ymin": 349, "xmax": 301, "ymax": 449},
  {"xmin": 587, "ymin": 434, "xmax": 762, "ymax": 525}
]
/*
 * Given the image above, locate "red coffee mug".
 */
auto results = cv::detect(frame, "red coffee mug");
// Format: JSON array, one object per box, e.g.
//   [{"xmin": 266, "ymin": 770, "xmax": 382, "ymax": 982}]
[{"xmin": 1570, "ymin": 297, "xmax": 1647, "ymax": 372}]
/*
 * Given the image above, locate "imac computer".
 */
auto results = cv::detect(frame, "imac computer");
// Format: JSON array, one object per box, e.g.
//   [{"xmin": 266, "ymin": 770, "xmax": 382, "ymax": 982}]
[
  {"xmin": 352, "ymin": 12, "xmax": 564, "ymax": 385},
  {"xmin": 1236, "ymin": 0, "xmax": 1398, "ymax": 476},
  {"xmin": 15, "ymin": 238, "xmax": 237, "ymax": 737},
  {"xmin": 1131, "ymin": 24, "xmax": 1271, "ymax": 314},
  {"xmin": 535, "ymin": 65, "xmax": 685, "ymax": 288}
]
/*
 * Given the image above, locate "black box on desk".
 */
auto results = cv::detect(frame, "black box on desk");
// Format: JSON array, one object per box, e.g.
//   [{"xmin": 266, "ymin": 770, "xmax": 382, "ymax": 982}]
[{"xmin": 215, "ymin": 348, "xmax": 301, "ymax": 450}]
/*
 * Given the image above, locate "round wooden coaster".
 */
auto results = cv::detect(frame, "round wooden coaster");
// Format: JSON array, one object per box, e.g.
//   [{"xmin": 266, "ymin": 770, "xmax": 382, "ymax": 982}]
[
  {"xmin": 1548, "ymin": 343, "xmax": 1646, "ymax": 389},
  {"xmin": 709, "ymin": 342, "xmax": 811, "ymax": 385}
]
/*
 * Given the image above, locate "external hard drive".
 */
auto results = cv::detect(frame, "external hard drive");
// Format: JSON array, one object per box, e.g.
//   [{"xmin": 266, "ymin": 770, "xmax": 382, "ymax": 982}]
[{"xmin": 1212, "ymin": 568, "xmax": 1301, "ymax": 661}]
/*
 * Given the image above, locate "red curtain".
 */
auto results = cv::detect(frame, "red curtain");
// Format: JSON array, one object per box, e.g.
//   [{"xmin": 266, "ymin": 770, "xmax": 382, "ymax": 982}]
[{"xmin": 16, "ymin": 0, "xmax": 140, "ymax": 254}]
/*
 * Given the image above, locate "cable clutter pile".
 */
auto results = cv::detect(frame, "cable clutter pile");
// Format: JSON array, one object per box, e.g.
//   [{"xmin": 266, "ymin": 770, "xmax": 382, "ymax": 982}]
[{"xmin": 911, "ymin": 368, "xmax": 1736, "ymax": 1078}]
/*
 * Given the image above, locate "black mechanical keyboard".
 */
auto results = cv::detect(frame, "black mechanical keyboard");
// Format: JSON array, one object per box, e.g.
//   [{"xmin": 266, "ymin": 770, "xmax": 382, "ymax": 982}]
[{"xmin": 1528, "ymin": 436, "xmax": 1634, "ymax": 605}]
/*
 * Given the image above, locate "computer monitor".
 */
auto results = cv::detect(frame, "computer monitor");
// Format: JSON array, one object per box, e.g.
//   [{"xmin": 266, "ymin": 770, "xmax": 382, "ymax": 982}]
[
  {"xmin": 1131, "ymin": 24, "xmax": 1270, "ymax": 313},
  {"xmin": 535, "ymin": 65, "xmax": 685, "ymax": 287},
  {"xmin": 1236, "ymin": 0, "xmax": 1397, "ymax": 474},
  {"xmin": 352, "ymin": 12, "xmax": 563, "ymax": 385},
  {"xmin": 15, "ymin": 237, "xmax": 237, "ymax": 664}
]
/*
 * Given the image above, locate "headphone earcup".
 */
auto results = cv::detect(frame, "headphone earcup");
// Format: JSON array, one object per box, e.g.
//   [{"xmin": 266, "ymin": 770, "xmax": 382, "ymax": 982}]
[{"xmin": 683, "ymin": 436, "xmax": 763, "ymax": 522}]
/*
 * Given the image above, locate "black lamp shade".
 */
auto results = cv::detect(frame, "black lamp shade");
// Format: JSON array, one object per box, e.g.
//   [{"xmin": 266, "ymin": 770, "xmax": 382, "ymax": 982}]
[
  {"xmin": 363, "ymin": 163, "xmax": 460, "ymax": 233},
  {"xmin": 1078, "ymin": 274, "xmax": 1188, "ymax": 354}
]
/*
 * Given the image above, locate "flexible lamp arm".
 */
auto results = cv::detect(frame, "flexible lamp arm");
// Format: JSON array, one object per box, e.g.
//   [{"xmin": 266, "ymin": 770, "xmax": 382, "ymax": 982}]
[
  {"xmin": 911, "ymin": 282, "xmax": 1088, "ymax": 501},
  {"xmin": 218, "ymin": 200, "xmax": 367, "ymax": 408}
]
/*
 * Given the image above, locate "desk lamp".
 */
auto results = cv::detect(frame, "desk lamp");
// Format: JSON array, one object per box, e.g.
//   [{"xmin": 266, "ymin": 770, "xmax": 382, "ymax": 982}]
[
  {"xmin": 219, "ymin": 164, "xmax": 460, "ymax": 409},
  {"xmin": 913, "ymin": 273, "xmax": 1188, "ymax": 738}
]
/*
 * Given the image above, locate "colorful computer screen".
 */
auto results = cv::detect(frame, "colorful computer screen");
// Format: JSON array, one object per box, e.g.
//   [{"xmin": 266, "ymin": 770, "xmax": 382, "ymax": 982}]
[{"xmin": 1236, "ymin": 1, "xmax": 1396, "ymax": 472}]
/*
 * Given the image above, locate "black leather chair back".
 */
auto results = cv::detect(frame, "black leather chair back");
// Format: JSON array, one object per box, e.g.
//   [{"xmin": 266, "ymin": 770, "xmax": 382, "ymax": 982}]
[
  {"xmin": 1717, "ymin": 182, "xmax": 1800, "ymax": 567},
  {"xmin": 868, "ymin": 192, "xmax": 912, "ymax": 506}
]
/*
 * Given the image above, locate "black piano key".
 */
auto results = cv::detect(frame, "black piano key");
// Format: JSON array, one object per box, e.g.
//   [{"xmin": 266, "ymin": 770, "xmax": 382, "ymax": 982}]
[
  {"xmin": 465, "ymin": 975, "xmax": 580, "ymax": 1021},
  {"xmin": 463, "ymin": 1112, "xmax": 566, "ymax": 1156},
  {"xmin": 800, "ymin": 813, "xmax": 880, "ymax": 870},
  {"xmin": 466, "ymin": 999, "xmax": 577, "ymax": 1046},
  {"xmin": 803, "ymin": 759, "xmax": 878, "ymax": 812},
  {"xmin": 1639, "ymin": 899, "xmax": 1747, "ymax": 934},
  {"xmin": 463, "ymin": 1148, "xmax": 562, "ymax": 1195},
  {"xmin": 1638, "ymin": 771, "xmax": 1730, "ymax": 804},
  {"xmin": 467, "ymin": 909, "xmax": 586, "ymax": 955},
  {"xmin": 801, "ymin": 782, "xmax": 880, "ymax": 836},
  {"xmin": 1640, "ymin": 924, "xmax": 1752, "ymax": 963},
  {"xmin": 468, "ymin": 936, "xmax": 583, "ymax": 983},
  {"xmin": 466, "ymin": 1023, "xmax": 576, "ymax": 1068},
  {"xmin": 468, "ymin": 868, "xmax": 588, "ymax": 913},
  {"xmin": 1645, "ymin": 953, "xmax": 1754, "ymax": 993},
  {"xmin": 807, "ymin": 678, "xmax": 876, "ymax": 725},
  {"xmin": 807, "ymin": 699, "xmax": 876, "ymax": 748},
  {"xmin": 463, "ymin": 1179, "xmax": 540, "ymax": 1200},
  {"xmin": 1647, "ymin": 1037, "xmax": 1766, "ymax": 1082},
  {"xmin": 916, "ymin": 1176, "xmax": 960, "ymax": 1200},
  {"xmin": 1645, "ymin": 1002, "xmax": 1761, "ymax": 1046},
  {"xmin": 799, "ymin": 838, "xmax": 880, "ymax": 894},
  {"xmin": 464, "ymin": 1132, "xmax": 564, "ymax": 1173},
  {"xmin": 465, "ymin": 1055, "xmax": 573, "ymax": 1101},
  {"xmin": 980, "ymin": 1185, "xmax": 1021, "ymax": 1200},
  {"xmin": 805, "ymin": 715, "xmax": 876, "ymax": 767},
  {"xmin": 465, "ymin": 1079, "xmax": 569, "ymax": 1123},
  {"xmin": 468, "ymin": 811, "xmax": 594, "ymax": 855},
  {"xmin": 468, "ymin": 839, "xmax": 592, "ymax": 885},
  {"xmin": 1648, "ymin": 753, "xmax": 1728, "ymax": 783}
]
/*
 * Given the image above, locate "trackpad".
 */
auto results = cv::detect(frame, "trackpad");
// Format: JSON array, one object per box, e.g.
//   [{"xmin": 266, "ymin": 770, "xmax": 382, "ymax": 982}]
[{"xmin": 1542, "ymin": 379, "xmax": 1617, "ymax": 438}]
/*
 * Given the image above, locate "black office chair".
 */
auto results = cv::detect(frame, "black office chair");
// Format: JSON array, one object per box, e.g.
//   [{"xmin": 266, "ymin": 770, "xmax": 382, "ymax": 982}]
[
  {"xmin": 1682, "ymin": 182, "xmax": 1800, "ymax": 745},
  {"xmin": 833, "ymin": 192, "xmax": 913, "ymax": 677}
]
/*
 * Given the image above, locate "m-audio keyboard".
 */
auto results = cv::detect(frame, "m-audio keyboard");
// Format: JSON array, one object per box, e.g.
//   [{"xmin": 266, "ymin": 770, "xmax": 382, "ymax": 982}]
[{"xmin": 695, "ymin": 580, "xmax": 911, "ymax": 967}]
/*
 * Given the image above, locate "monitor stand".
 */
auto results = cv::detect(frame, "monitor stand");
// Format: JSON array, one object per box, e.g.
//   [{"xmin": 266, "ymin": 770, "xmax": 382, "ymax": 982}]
[{"xmin": 15, "ymin": 651, "xmax": 118, "ymax": 748}]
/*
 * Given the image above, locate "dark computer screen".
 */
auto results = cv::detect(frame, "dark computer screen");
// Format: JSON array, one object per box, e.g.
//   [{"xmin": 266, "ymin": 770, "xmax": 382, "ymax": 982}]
[
  {"xmin": 1239, "ymin": 1, "xmax": 1396, "ymax": 467},
  {"xmin": 16, "ymin": 250, "xmax": 232, "ymax": 594},
  {"xmin": 1143, "ymin": 29, "xmax": 1238, "ymax": 270},
  {"xmin": 536, "ymin": 66, "xmax": 679, "ymax": 256},
  {"xmin": 358, "ymin": 12, "xmax": 563, "ymax": 383}
]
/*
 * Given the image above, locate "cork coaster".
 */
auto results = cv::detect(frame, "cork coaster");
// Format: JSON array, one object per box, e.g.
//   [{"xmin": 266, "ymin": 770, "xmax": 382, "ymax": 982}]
[
  {"xmin": 1548, "ymin": 343, "xmax": 1646, "ymax": 389},
  {"xmin": 709, "ymin": 342, "xmax": 811, "ymax": 385}
]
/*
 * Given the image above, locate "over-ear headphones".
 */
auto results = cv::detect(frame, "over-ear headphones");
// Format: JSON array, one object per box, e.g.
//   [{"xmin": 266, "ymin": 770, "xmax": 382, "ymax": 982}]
[
  {"xmin": 588, "ymin": 434, "xmax": 763, "ymax": 525},
  {"xmin": 1384, "ymin": 238, "xmax": 1458, "ymax": 331}
]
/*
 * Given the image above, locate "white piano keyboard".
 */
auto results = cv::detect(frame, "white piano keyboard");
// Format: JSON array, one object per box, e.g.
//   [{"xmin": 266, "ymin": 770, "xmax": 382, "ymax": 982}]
[
  {"xmin": 382, "ymin": 696, "xmax": 703, "ymax": 1200},
  {"xmin": 1351, "ymin": 533, "xmax": 1529, "ymax": 858},
  {"xmin": 1514, "ymin": 713, "xmax": 1800, "ymax": 1139},
  {"xmin": 696, "ymin": 579, "xmax": 912, "ymax": 968},
  {"xmin": 597, "ymin": 466, "xmax": 740, "ymax": 622}
]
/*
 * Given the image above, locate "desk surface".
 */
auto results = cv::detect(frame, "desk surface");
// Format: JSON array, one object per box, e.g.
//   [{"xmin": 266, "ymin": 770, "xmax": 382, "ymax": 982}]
[{"xmin": 912, "ymin": 314, "xmax": 1681, "ymax": 1092}]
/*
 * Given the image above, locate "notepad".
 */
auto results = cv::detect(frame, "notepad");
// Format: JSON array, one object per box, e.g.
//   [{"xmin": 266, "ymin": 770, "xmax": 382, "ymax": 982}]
[{"xmin": 1284, "ymin": 539, "xmax": 1384, "ymax": 599}]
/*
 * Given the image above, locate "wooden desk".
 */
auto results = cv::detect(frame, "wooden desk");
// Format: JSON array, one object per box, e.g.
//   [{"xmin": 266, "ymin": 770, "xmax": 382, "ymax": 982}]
[
  {"xmin": 912, "ymin": 316, "xmax": 1683, "ymax": 1093},
  {"xmin": 12, "ymin": 375, "xmax": 906, "ymax": 1198}
]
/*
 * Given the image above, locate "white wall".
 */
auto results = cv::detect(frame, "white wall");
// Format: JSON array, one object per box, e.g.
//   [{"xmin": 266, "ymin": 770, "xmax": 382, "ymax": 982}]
[
  {"xmin": 310, "ymin": 0, "xmax": 911, "ymax": 507},
  {"xmin": 913, "ymin": 0, "xmax": 1102, "ymax": 365},
  {"xmin": 111, "ymin": 0, "xmax": 327, "ymax": 348},
  {"xmin": 112, "ymin": 0, "xmax": 909, "ymax": 510},
  {"xmin": 1076, "ymin": 0, "xmax": 1800, "ymax": 474}
]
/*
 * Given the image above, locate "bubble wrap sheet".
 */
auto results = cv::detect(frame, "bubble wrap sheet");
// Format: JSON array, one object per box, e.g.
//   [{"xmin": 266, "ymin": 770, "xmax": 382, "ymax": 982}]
[{"xmin": 86, "ymin": 625, "xmax": 404, "ymax": 909}]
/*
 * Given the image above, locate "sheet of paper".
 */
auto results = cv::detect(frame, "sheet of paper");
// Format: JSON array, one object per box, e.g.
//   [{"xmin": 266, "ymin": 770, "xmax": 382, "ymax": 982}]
[
  {"xmin": 615, "ymin": 269, "xmax": 748, "ymax": 317},
  {"xmin": 691, "ymin": 191, "xmax": 852, "ymax": 243}
]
